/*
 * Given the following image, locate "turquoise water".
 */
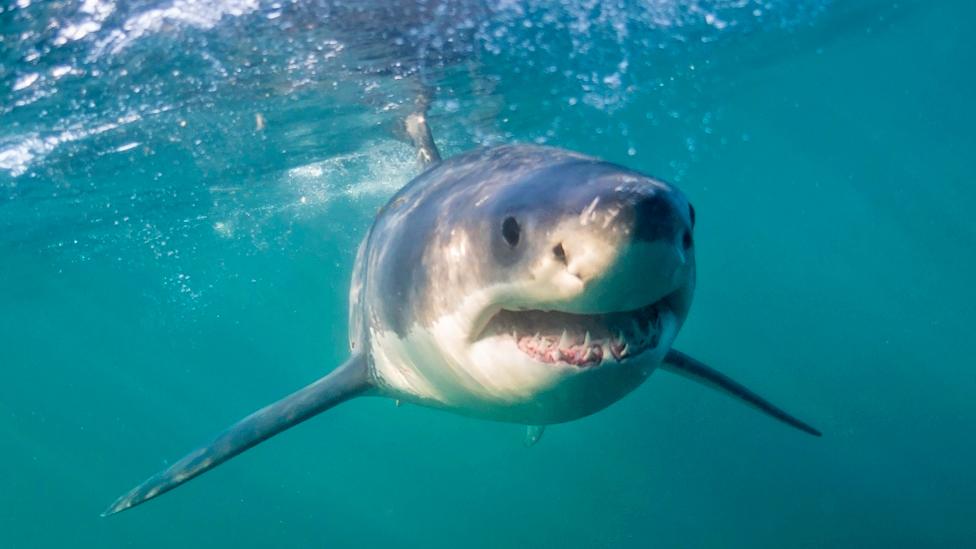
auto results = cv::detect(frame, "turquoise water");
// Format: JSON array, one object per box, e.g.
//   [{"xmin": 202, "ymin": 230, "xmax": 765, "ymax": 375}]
[{"xmin": 2, "ymin": 1, "xmax": 974, "ymax": 547}]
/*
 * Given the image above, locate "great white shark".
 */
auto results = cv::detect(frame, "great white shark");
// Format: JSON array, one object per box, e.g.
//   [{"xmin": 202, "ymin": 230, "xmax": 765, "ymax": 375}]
[{"xmin": 103, "ymin": 115, "xmax": 820, "ymax": 516}]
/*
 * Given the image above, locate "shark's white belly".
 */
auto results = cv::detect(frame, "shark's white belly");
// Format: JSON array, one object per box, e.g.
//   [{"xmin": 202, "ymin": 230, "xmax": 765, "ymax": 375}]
[{"xmin": 368, "ymin": 310, "xmax": 679, "ymax": 424}]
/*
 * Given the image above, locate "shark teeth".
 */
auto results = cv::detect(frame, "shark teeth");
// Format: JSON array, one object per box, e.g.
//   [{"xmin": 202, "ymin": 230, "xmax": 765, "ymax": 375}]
[
  {"xmin": 515, "ymin": 326, "xmax": 657, "ymax": 367},
  {"xmin": 502, "ymin": 303, "xmax": 665, "ymax": 368}
]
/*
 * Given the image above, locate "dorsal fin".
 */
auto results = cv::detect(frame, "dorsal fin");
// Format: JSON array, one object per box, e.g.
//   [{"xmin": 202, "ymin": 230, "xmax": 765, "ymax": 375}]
[
  {"xmin": 404, "ymin": 110, "xmax": 441, "ymax": 168},
  {"xmin": 403, "ymin": 89, "xmax": 441, "ymax": 168}
]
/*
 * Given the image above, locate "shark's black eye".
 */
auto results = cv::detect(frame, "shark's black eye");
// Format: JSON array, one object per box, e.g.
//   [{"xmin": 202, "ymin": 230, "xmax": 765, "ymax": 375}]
[
  {"xmin": 502, "ymin": 216, "xmax": 520, "ymax": 247},
  {"xmin": 688, "ymin": 203, "xmax": 696, "ymax": 228}
]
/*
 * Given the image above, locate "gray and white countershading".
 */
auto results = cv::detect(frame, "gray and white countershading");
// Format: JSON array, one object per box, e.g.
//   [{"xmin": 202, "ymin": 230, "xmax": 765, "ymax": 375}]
[{"xmin": 103, "ymin": 143, "xmax": 819, "ymax": 517}]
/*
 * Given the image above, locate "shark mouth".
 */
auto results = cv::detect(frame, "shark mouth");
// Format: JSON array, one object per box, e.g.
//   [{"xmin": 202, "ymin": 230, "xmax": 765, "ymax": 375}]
[{"xmin": 482, "ymin": 302, "xmax": 665, "ymax": 368}]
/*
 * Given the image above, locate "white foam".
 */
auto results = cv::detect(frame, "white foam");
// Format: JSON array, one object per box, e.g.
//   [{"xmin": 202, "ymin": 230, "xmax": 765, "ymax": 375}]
[
  {"xmin": 283, "ymin": 140, "xmax": 415, "ymax": 208},
  {"xmin": 0, "ymin": 113, "xmax": 141, "ymax": 177},
  {"xmin": 11, "ymin": 73, "xmax": 39, "ymax": 92},
  {"xmin": 93, "ymin": 0, "xmax": 259, "ymax": 56}
]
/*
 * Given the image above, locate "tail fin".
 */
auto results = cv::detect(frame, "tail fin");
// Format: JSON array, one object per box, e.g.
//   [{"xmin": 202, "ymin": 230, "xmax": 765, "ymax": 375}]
[
  {"xmin": 661, "ymin": 349, "xmax": 821, "ymax": 437},
  {"xmin": 102, "ymin": 354, "xmax": 371, "ymax": 516}
]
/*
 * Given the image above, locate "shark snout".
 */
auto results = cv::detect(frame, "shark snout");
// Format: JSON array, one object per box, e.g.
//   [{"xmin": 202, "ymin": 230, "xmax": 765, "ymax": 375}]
[{"xmin": 544, "ymin": 186, "xmax": 694, "ymax": 314}]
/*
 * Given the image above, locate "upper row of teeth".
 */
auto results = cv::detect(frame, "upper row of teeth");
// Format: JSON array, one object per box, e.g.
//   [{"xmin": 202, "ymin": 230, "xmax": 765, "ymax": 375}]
[{"xmin": 513, "ymin": 322, "xmax": 658, "ymax": 349}]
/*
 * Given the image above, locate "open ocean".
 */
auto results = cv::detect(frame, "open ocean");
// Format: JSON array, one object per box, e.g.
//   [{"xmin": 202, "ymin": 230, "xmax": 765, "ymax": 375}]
[{"xmin": 1, "ymin": 1, "xmax": 973, "ymax": 547}]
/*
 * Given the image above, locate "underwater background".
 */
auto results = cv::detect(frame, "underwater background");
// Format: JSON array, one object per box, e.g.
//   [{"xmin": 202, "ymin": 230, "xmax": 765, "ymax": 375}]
[{"xmin": 1, "ymin": 0, "xmax": 974, "ymax": 547}]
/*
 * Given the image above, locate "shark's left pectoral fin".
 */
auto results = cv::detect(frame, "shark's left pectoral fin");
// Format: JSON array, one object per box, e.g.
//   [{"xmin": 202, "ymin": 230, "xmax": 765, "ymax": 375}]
[
  {"xmin": 661, "ymin": 349, "xmax": 822, "ymax": 437},
  {"xmin": 524, "ymin": 425, "xmax": 546, "ymax": 447}
]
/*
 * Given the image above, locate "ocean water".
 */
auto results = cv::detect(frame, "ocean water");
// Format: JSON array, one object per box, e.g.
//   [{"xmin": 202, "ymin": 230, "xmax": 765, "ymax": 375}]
[{"xmin": 2, "ymin": 0, "xmax": 974, "ymax": 547}]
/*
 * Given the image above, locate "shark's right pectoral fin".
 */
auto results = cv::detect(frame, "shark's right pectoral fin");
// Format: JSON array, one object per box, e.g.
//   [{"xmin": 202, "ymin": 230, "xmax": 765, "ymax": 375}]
[
  {"xmin": 661, "ymin": 349, "xmax": 822, "ymax": 437},
  {"xmin": 102, "ymin": 354, "xmax": 372, "ymax": 516}
]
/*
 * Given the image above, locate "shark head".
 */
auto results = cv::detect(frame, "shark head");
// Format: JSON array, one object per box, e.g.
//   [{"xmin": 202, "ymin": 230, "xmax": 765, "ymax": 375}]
[{"xmin": 361, "ymin": 146, "xmax": 696, "ymax": 423}]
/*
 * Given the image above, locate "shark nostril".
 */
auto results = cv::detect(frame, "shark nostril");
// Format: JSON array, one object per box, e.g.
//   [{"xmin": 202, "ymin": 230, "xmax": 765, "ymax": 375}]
[
  {"xmin": 682, "ymin": 230, "xmax": 693, "ymax": 251},
  {"xmin": 552, "ymin": 242, "xmax": 567, "ymax": 265}
]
